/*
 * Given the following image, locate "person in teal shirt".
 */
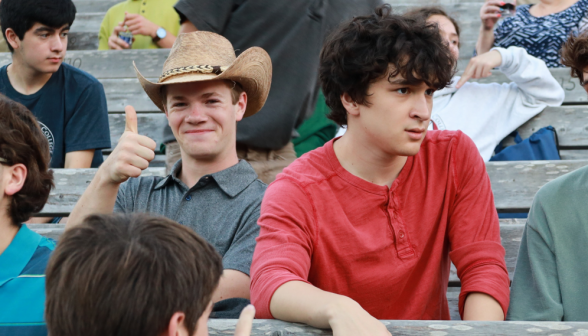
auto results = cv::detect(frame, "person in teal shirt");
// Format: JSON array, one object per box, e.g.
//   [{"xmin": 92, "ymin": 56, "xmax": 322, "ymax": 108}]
[
  {"xmin": 507, "ymin": 30, "xmax": 588, "ymax": 321},
  {"xmin": 0, "ymin": 96, "xmax": 55, "ymax": 335}
]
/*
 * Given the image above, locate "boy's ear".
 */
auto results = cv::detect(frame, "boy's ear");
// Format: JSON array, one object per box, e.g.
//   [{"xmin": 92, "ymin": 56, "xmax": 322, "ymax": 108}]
[
  {"xmin": 340, "ymin": 92, "xmax": 360, "ymax": 117},
  {"xmin": 235, "ymin": 91, "xmax": 247, "ymax": 122},
  {"xmin": 3, "ymin": 164, "xmax": 27, "ymax": 197},
  {"xmin": 5, "ymin": 28, "xmax": 21, "ymax": 51},
  {"xmin": 161, "ymin": 312, "xmax": 188, "ymax": 336}
]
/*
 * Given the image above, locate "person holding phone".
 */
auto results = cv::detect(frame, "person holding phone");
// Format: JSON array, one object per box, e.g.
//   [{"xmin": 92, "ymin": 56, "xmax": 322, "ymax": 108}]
[
  {"xmin": 98, "ymin": 0, "xmax": 179, "ymax": 50},
  {"xmin": 476, "ymin": 0, "xmax": 588, "ymax": 67}
]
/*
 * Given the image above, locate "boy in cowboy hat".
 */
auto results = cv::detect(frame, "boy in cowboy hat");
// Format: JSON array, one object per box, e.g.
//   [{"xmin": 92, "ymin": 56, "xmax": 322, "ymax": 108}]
[
  {"xmin": 67, "ymin": 31, "xmax": 271, "ymax": 315},
  {"xmin": 250, "ymin": 6, "xmax": 509, "ymax": 333}
]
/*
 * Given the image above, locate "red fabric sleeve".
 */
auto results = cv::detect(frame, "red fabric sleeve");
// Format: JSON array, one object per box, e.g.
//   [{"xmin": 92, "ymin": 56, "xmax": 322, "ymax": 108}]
[
  {"xmin": 447, "ymin": 133, "xmax": 510, "ymax": 319},
  {"xmin": 250, "ymin": 178, "xmax": 316, "ymax": 319}
]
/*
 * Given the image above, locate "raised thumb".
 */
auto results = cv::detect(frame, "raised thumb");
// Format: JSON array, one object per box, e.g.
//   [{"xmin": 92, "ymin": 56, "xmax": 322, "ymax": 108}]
[{"xmin": 124, "ymin": 105, "xmax": 138, "ymax": 134}]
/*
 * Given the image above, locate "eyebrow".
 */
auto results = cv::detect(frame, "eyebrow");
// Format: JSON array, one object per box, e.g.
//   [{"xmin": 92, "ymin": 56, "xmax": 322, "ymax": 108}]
[
  {"xmin": 388, "ymin": 78, "xmax": 412, "ymax": 85},
  {"xmin": 34, "ymin": 27, "xmax": 55, "ymax": 34}
]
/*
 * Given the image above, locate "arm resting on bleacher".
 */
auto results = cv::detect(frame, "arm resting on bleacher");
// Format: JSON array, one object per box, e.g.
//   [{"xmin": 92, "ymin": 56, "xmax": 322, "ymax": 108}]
[{"xmin": 447, "ymin": 134, "xmax": 511, "ymax": 319}]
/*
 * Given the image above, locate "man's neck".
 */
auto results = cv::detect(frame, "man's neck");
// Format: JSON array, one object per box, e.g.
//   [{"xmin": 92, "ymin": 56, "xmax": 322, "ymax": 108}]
[
  {"xmin": 0, "ymin": 206, "xmax": 19, "ymax": 256},
  {"xmin": 179, "ymin": 146, "xmax": 240, "ymax": 188},
  {"xmin": 7, "ymin": 56, "xmax": 53, "ymax": 95},
  {"xmin": 334, "ymin": 129, "xmax": 408, "ymax": 188}
]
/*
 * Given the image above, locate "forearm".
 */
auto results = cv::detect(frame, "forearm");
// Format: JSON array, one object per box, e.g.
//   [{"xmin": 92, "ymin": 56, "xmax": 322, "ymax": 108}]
[
  {"xmin": 212, "ymin": 270, "xmax": 251, "ymax": 302},
  {"xmin": 476, "ymin": 26, "xmax": 495, "ymax": 55},
  {"xmin": 179, "ymin": 21, "xmax": 198, "ymax": 34},
  {"xmin": 66, "ymin": 170, "xmax": 120, "ymax": 230},
  {"xmin": 155, "ymin": 33, "xmax": 176, "ymax": 48},
  {"xmin": 463, "ymin": 292, "xmax": 504, "ymax": 320},
  {"xmin": 270, "ymin": 281, "xmax": 357, "ymax": 329}
]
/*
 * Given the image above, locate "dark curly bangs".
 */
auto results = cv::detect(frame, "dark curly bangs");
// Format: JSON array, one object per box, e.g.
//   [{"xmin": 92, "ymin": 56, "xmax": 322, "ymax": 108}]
[{"xmin": 320, "ymin": 4, "xmax": 455, "ymax": 126}]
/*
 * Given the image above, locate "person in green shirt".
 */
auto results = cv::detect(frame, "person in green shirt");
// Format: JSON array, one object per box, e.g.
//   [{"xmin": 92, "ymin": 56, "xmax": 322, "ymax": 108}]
[
  {"xmin": 507, "ymin": 31, "xmax": 588, "ymax": 321},
  {"xmin": 98, "ymin": 0, "xmax": 179, "ymax": 50}
]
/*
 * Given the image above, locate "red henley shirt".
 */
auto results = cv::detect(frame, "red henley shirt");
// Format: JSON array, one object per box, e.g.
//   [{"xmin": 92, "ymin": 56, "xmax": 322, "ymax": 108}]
[{"xmin": 250, "ymin": 131, "xmax": 510, "ymax": 320}]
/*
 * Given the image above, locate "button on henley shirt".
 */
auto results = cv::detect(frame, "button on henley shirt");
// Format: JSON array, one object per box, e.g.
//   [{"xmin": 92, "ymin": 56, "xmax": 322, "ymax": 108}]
[
  {"xmin": 250, "ymin": 131, "xmax": 510, "ymax": 320},
  {"xmin": 114, "ymin": 159, "xmax": 266, "ymax": 275}
]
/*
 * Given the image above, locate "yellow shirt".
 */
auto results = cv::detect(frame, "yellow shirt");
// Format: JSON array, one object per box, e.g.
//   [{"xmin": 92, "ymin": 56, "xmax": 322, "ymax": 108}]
[{"xmin": 98, "ymin": 0, "xmax": 180, "ymax": 50}]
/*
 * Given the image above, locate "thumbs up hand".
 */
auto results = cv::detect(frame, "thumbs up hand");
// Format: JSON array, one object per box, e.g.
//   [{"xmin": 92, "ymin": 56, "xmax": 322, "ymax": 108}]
[{"xmin": 101, "ymin": 106, "xmax": 157, "ymax": 184}]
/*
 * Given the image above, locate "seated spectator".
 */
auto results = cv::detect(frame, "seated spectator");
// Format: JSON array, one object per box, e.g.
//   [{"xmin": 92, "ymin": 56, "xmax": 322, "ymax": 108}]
[
  {"xmin": 0, "ymin": 0, "xmax": 111, "ymax": 169},
  {"xmin": 507, "ymin": 31, "xmax": 588, "ymax": 321},
  {"xmin": 67, "ymin": 31, "xmax": 270, "ymax": 317},
  {"xmin": 476, "ymin": 0, "xmax": 588, "ymax": 67},
  {"xmin": 45, "ymin": 213, "xmax": 256, "ymax": 336},
  {"xmin": 0, "ymin": 96, "xmax": 55, "ymax": 336},
  {"xmin": 250, "ymin": 5, "xmax": 510, "ymax": 333},
  {"xmin": 405, "ymin": 7, "xmax": 565, "ymax": 161},
  {"xmin": 98, "ymin": 0, "xmax": 179, "ymax": 50}
]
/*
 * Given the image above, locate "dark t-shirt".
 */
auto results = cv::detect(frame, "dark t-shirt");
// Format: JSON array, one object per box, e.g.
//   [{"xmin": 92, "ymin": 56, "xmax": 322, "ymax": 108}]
[
  {"xmin": 171, "ymin": 0, "xmax": 375, "ymax": 149},
  {"xmin": 0, "ymin": 63, "xmax": 111, "ymax": 168}
]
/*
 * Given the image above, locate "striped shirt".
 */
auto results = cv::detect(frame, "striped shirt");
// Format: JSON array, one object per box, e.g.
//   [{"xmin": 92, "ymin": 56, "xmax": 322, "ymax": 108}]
[{"xmin": 0, "ymin": 224, "xmax": 55, "ymax": 336}]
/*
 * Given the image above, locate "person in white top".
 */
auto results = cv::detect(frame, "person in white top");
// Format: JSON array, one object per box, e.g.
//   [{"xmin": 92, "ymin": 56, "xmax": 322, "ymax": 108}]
[{"xmin": 336, "ymin": 6, "xmax": 565, "ymax": 161}]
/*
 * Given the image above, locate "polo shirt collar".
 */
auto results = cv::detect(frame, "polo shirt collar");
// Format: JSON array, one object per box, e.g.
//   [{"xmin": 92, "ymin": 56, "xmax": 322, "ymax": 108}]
[
  {"xmin": 210, "ymin": 160, "xmax": 259, "ymax": 198},
  {"xmin": 154, "ymin": 160, "xmax": 183, "ymax": 190},
  {"xmin": 0, "ymin": 224, "xmax": 41, "ymax": 285},
  {"xmin": 153, "ymin": 159, "xmax": 259, "ymax": 197}
]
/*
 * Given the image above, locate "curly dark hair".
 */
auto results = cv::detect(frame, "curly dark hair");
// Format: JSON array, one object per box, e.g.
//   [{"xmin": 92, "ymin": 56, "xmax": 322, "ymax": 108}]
[
  {"xmin": 0, "ymin": 95, "xmax": 53, "ymax": 225},
  {"xmin": 561, "ymin": 31, "xmax": 588, "ymax": 83},
  {"xmin": 46, "ymin": 213, "xmax": 223, "ymax": 336},
  {"xmin": 403, "ymin": 6, "xmax": 461, "ymax": 48},
  {"xmin": 319, "ymin": 4, "xmax": 455, "ymax": 126}
]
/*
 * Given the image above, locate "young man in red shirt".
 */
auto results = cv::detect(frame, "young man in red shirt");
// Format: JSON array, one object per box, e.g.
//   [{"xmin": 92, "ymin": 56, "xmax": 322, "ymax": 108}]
[{"xmin": 250, "ymin": 5, "xmax": 510, "ymax": 334}]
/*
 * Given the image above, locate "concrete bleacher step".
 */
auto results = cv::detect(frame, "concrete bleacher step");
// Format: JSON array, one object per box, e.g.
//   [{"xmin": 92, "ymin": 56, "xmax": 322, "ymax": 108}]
[{"xmin": 39, "ymin": 161, "xmax": 588, "ymax": 216}]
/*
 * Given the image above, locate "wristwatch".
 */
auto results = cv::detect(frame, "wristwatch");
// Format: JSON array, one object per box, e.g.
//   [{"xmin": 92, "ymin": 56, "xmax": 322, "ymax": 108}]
[{"xmin": 153, "ymin": 27, "xmax": 167, "ymax": 43}]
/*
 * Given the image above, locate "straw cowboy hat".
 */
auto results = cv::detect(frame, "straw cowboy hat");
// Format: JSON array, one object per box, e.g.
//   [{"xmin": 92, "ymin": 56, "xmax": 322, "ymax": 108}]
[{"xmin": 134, "ymin": 31, "xmax": 272, "ymax": 118}]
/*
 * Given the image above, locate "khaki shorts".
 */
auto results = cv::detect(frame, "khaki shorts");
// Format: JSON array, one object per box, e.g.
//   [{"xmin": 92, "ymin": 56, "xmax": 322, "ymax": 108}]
[{"xmin": 165, "ymin": 141, "xmax": 297, "ymax": 185}]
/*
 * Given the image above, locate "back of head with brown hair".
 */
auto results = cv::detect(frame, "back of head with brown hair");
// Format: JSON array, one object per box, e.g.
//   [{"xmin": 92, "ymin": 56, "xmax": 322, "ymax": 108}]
[
  {"xmin": 0, "ymin": 95, "xmax": 53, "ymax": 225},
  {"xmin": 403, "ymin": 6, "xmax": 461, "ymax": 47},
  {"xmin": 561, "ymin": 31, "xmax": 588, "ymax": 82},
  {"xmin": 45, "ymin": 213, "xmax": 224, "ymax": 336}
]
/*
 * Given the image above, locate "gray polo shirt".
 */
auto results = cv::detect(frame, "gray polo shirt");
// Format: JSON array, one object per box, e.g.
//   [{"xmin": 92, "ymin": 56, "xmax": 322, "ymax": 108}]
[{"xmin": 114, "ymin": 160, "xmax": 266, "ymax": 275}]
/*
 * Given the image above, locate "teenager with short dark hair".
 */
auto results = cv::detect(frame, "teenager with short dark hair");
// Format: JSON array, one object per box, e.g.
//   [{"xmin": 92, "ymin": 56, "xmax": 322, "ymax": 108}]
[
  {"xmin": 0, "ymin": 0, "xmax": 110, "ymax": 169},
  {"xmin": 250, "ymin": 6, "xmax": 510, "ymax": 334},
  {"xmin": 0, "ymin": 95, "xmax": 55, "ymax": 336},
  {"xmin": 401, "ymin": 7, "xmax": 565, "ymax": 161},
  {"xmin": 45, "ymin": 213, "xmax": 255, "ymax": 336},
  {"xmin": 506, "ymin": 30, "xmax": 588, "ymax": 321}
]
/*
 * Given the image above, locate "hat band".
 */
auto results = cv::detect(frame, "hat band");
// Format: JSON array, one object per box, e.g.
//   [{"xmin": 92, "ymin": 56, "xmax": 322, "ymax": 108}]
[{"xmin": 159, "ymin": 65, "xmax": 229, "ymax": 82}]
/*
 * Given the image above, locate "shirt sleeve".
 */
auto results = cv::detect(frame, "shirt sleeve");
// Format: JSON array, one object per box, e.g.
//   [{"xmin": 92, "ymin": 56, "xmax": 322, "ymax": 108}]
[
  {"xmin": 113, "ymin": 180, "xmax": 132, "ymax": 213},
  {"xmin": 65, "ymin": 81, "xmax": 111, "ymax": 154},
  {"xmin": 447, "ymin": 133, "xmax": 511, "ymax": 319},
  {"xmin": 507, "ymin": 193, "xmax": 563, "ymax": 321},
  {"xmin": 249, "ymin": 178, "xmax": 316, "ymax": 319},
  {"xmin": 174, "ymin": 0, "xmax": 242, "ymax": 33},
  {"xmin": 221, "ymin": 198, "xmax": 262, "ymax": 276}
]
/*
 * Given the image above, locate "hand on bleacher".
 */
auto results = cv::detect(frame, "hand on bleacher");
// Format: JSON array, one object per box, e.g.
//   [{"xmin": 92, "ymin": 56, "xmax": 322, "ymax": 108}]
[
  {"xmin": 108, "ymin": 21, "xmax": 131, "ymax": 50},
  {"xmin": 480, "ymin": 0, "xmax": 505, "ymax": 31},
  {"xmin": 233, "ymin": 305, "xmax": 255, "ymax": 336},
  {"xmin": 328, "ymin": 300, "xmax": 392, "ymax": 336},
  {"xmin": 101, "ymin": 105, "xmax": 156, "ymax": 184},
  {"xmin": 456, "ymin": 49, "xmax": 503, "ymax": 88}
]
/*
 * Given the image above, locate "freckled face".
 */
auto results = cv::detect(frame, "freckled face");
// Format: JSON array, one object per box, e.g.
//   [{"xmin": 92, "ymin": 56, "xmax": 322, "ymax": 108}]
[{"xmin": 165, "ymin": 80, "xmax": 246, "ymax": 161}]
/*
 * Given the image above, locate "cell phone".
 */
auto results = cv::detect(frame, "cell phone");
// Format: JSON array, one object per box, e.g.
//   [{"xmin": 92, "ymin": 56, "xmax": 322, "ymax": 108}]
[
  {"xmin": 499, "ymin": 3, "xmax": 516, "ymax": 18},
  {"xmin": 118, "ymin": 31, "xmax": 133, "ymax": 46}
]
